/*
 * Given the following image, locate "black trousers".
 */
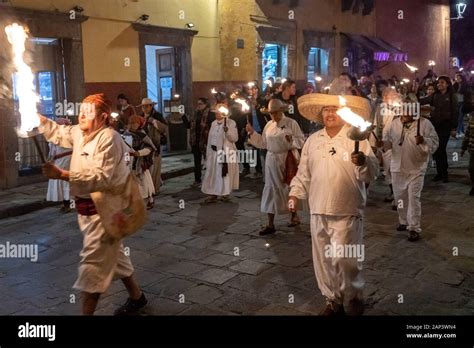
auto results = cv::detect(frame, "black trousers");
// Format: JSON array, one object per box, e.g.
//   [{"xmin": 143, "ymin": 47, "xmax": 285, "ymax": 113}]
[
  {"xmin": 236, "ymin": 139, "xmax": 250, "ymax": 170},
  {"xmin": 433, "ymin": 131, "xmax": 450, "ymax": 178},
  {"xmin": 192, "ymin": 145, "xmax": 202, "ymax": 182}
]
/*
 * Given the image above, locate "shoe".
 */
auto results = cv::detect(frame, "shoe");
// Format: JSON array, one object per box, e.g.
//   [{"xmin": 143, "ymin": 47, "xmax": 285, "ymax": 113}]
[
  {"xmin": 146, "ymin": 201, "xmax": 154, "ymax": 210},
  {"xmin": 219, "ymin": 195, "xmax": 231, "ymax": 202},
  {"xmin": 347, "ymin": 298, "xmax": 365, "ymax": 316},
  {"xmin": 204, "ymin": 195, "xmax": 218, "ymax": 203},
  {"xmin": 259, "ymin": 226, "xmax": 276, "ymax": 236},
  {"xmin": 114, "ymin": 292, "xmax": 148, "ymax": 316},
  {"xmin": 287, "ymin": 219, "xmax": 301, "ymax": 227},
  {"xmin": 408, "ymin": 230, "xmax": 420, "ymax": 242},
  {"xmin": 432, "ymin": 174, "xmax": 442, "ymax": 182},
  {"xmin": 469, "ymin": 187, "xmax": 474, "ymax": 196},
  {"xmin": 396, "ymin": 224, "xmax": 407, "ymax": 231},
  {"xmin": 319, "ymin": 301, "xmax": 345, "ymax": 316}
]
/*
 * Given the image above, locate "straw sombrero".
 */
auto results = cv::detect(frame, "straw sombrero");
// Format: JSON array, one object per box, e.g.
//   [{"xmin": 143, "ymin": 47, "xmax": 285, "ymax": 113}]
[{"xmin": 298, "ymin": 77, "xmax": 371, "ymax": 123}]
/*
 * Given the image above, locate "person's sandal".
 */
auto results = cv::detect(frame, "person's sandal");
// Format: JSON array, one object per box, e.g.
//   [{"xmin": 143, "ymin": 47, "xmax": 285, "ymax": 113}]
[{"xmin": 259, "ymin": 226, "xmax": 276, "ymax": 236}]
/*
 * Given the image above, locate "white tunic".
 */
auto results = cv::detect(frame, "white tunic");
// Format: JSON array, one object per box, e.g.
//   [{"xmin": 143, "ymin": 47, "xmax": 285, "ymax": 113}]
[
  {"xmin": 289, "ymin": 124, "xmax": 379, "ymax": 217},
  {"xmin": 248, "ymin": 116, "xmax": 305, "ymax": 214},
  {"xmin": 383, "ymin": 117, "xmax": 439, "ymax": 175},
  {"xmin": 40, "ymin": 121, "xmax": 131, "ymax": 198},
  {"xmin": 46, "ymin": 144, "xmax": 71, "ymax": 202},
  {"xmin": 201, "ymin": 118, "xmax": 239, "ymax": 196}
]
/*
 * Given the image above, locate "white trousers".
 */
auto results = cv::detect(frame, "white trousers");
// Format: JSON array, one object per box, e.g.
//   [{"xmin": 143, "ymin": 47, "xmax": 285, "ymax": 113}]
[
  {"xmin": 74, "ymin": 214, "xmax": 134, "ymax": 294},
  {"xmin": 391, "ymin": 172, "xmax": 424, "ymax": 233},
  {"xmin": 150, "ymin": 154, "xmax": 162, "ymax": 193},
  {"xmin": 310, "ymin": 214, "xmax": 364, "ymax": 305}
]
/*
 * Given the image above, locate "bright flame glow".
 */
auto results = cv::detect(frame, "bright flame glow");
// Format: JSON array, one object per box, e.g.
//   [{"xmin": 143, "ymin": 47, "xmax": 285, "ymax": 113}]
[
  {"xmin": 428, "ymin": 60, "xmax": 436, "ymax": 67},
  {"xmin": 264, "ymin": 80, "xmax": 273, "ymax": 87},
  {"xmin": 217, "ymin": 105, "xmax": 229, "ymax": 116},
  {"xmin": 402, "ymin": 78, "xmax": 410, "ymax": 83},
  {"xmin": 247, "ymin": 82, "xmax": 255, "ymax": 88},
  {"xmin": 281, "ymin": 78, "xmax": 287, "ymax": 84},
  {"xmin": 337, "ymin": 96, "xmax": 372, "ymax": 132},
  {"xmin": 111, "ymin": 112, "xmax": 119, "ymax": 119},
  {"xmin": 235, "ymin": 98, "xmax": 250, "ymax": 112},
  {"xmin": 405, "ymin": 62, "xmax": 418, "ymax": 72},
  {"xmin": 5, "ymin": 23, "xmax": 40, "ymax": 133},
  {"xmin": 211, "ymin": 88, "xmax": 217, "ymax": 94},
  {"xmin": 315, "ymin": 76, "xmax": 322, "ymax": 82}
]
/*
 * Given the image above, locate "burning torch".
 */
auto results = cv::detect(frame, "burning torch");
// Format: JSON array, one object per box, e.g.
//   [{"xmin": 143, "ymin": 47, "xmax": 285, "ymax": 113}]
[
  {"xmin": 6, "ymin": 23, "xmax": 46, "ymax": 162},
  {"xmin": 337, "ymin": 96, "xmax": 374, "ymax": 153}
]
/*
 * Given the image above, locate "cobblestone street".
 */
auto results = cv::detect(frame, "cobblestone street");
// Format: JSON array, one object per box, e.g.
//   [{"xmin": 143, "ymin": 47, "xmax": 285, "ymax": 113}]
[{"xmin": 0, "ymin": 141, "xmax": 473, "ymax": 316}]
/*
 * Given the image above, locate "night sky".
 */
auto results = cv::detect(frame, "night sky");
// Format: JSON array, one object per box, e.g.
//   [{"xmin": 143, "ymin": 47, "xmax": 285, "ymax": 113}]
[{"xmin": 451, "ymin": 0, "xmax": 474, "ymax": 66}]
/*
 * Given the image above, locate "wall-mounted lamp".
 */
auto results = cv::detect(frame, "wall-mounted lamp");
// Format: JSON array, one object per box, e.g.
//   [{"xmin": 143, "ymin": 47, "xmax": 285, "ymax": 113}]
[{"xmin": 136, "ymin": 14, "xmax": 149, "ymax": 22}]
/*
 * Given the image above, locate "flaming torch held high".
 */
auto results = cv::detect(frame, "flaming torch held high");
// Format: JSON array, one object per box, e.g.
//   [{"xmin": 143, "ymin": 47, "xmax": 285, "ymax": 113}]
[
  {"xmin": 5, "ymin": 23, "xmax": 45, "ymax": 162},
  {"xmin": 337, "ymin": 96, "xmax": 373, "ymax": 153}
]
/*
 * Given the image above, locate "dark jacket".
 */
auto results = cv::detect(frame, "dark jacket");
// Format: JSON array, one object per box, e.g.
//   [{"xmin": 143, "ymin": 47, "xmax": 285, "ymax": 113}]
[
  {"xmin": 274, "ymin": 93, "xmax": 310, "ymax": 134},
  {"xmin": 462, "ymin": 116, "xmax": 474, "ymax": 154},
  {"xmin": 420, "ymin": 91, "xmax": 458, "ymax": 134}
]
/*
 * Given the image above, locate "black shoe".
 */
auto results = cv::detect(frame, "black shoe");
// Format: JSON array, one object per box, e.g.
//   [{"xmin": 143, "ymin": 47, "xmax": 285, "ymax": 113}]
[
  {"xmin": 114, "ymin": 292, "xmax": 148, "ymax": 316},
  {"xmin": 470, "ymin": 187, "xmax": 474, "ymax": 196},
  {"xmin": 319, "ymin": 301, "xmax": 346, "ymax": 316},
  {"xmin": 259, "ymin": 226, "xmax": 276, "ymax": 236},
  {"xmin": 408, "ymin": 230, "xmax": 420, "ymax": 242},
  {"xmin": 432, "ymin": 174, "xmax": 442, "ymax": 182},
  {"xmin": 396, "ymin": 224, "xmax": 407, "ymax": 231}
]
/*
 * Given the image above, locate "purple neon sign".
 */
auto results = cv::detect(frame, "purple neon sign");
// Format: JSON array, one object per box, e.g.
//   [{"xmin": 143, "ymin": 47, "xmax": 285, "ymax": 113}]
[{"xmin": 374, "ymin": 52, "xmax": 408, "ymax": 62}]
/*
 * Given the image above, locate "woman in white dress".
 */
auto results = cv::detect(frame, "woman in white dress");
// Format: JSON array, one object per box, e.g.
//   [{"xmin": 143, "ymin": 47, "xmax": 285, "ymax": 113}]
[
  {"xmin": 127, "ymin": 115, "xmax": 156, "ymax": 209},
  {"xmin": 201, "ymin": 103, "xmax": 239, "ymax": 203},
  {"xmin": 46, "ymin": 117, "xmax": 72, "ymax": 212},
  {"xmin": 246, "ymin": 98, "xmax": 306, "ymax": 235}
]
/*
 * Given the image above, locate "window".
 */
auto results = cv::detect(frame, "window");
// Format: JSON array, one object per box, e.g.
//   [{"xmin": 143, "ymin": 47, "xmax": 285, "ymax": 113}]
[
  {"xmin": 37, "ymin": 71, "xmax": 56, "ymax": 116},
  {"xmin": 307, "ymin": 47, "xmax": 329, "ymax": 83},
  {"xmin": 262, "ymin": 43, "xmax": 288, "ymax": 81}
]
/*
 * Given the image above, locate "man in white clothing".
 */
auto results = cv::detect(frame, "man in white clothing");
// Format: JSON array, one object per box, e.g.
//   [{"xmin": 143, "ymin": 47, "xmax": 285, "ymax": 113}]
[
  {"xmin": 289, "ymin": 92, "xmax": 378, "ymax": 316},
  {"xmin": 383, "ymin": 95, "xmax": 439, "ymax": 241}
]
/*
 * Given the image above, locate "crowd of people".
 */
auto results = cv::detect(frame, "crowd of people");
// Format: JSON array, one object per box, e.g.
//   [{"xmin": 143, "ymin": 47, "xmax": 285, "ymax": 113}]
[{"xmin": 38, "ymin": 68, "xmax": 473, "ymax": 316}]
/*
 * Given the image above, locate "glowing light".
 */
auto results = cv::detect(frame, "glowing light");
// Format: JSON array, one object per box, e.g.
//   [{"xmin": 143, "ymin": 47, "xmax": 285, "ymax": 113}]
[
  {"xmin": 247, "ymin": 82, "xmax": 255, "ymax": 88},
  {"xmin": 264, "ymin": 80, "xmax": 273, "ymax": 87},
  {"xmin": 111, "ymin": 112, "xmax": 119, "ymax": 119},
  {"xmin": 405, "ymin": 63, "xmax": 418, "ymax": 73},
  {"xmin": 211, "ymin": 88, "xmax": 217, "ymax": 94},
  {"xmin": 281, "ymin": 78, "xmax": 287, "ymax": 84},
  {"xmin": 174, "ymin": 94, "xmax": 180, "ymax": 99},
  {"xmin": 265, "ymin": 243, "xmax": 270, "ymax": 248},
  {"xmin": 5, "ymin": 23, "xmax": 40, "ymax": 134},
  {"xmin": 235, "ymin": 98, "xmax": 250, "ymax": 112},
  {"xmin": 402, "ymin": 78, "xmax": 410, "ymax": 83},
  {"xmin": 217, "ymin": 105, "xmax": 229, "ymax": 116},
  {"xmin": 315, "ymin": 76, "xmax": 322, "ymax": 82},
  {"xmin": 428, "ymin": 60, "xmax": 436, "ymax": 67},
  {"xmin": 337, "ymin": 96, "xmax": 372, "ymax": 132}
]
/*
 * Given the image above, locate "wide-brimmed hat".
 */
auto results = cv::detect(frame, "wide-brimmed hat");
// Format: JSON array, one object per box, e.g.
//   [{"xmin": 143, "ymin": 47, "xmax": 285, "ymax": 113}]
[
  {"xmin": 260, "ymin": 98, "xmax": 290, "ymax": 114},
  {"xmin": 298, "ymin": 78, "xmax": 371, "ymax": 123},
  {"xmin": 137, "ymin": 98, "xmax": 156, "ymax": 107}
]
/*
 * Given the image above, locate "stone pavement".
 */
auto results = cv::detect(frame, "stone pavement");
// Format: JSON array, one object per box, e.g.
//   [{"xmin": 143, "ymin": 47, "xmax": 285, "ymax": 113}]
[
  {"xmin": 0, "ymin": 139, "xmax": 472, "ymax": 315},
  {"xmin": 0, "ymin": 153, "xmax": 194, "ymax": 219}
]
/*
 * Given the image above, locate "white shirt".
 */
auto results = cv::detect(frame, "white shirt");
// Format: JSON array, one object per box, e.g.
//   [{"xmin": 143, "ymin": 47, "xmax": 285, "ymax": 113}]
[
  {"xmin": 289, "ymin": 124, "xmax": 379, "ymax": 217},
  {"xmin": 383, "ymin": 117, "xmax": 439, "ymax": 175}
]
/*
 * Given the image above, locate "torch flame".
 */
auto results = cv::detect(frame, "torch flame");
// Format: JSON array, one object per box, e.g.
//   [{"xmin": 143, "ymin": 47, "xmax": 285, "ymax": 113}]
[
  {"xmin": 217, "ymin": 105, "xmax": 229, "ymax": 116},
  {"xmin": 405, "ymin": 62, "xmax": 418, "ymax": 73},
  {"xmin": 235, "ymin": 98, "xmax": 250, "ymax": 112},
  {"xmin": 337, "ymin": 96, "xmax": 372, "ymax": 132},
  {"xmin": 5, "ymin": 23, "xmax": 40, "ymax": 133},
  {"xmin": 211, "ymin": 88, "xmax": 217, "ymax": 94}
]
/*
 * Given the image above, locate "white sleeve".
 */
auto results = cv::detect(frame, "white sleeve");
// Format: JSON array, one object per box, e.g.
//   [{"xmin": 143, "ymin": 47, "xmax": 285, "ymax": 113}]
[
  {"xmin": 355, "ymin": 139, "xmax": 379, "ymax": 183},
  {"xmin": 418, "ymin": 120, "xmax": 439, "ymax": 155}
]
